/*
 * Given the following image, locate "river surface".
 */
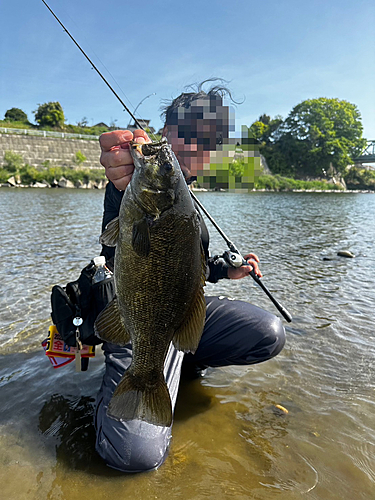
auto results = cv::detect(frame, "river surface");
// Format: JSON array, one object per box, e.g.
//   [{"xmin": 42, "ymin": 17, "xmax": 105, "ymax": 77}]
[{"xmin": 0, "ymin": 188, "xmax": 374, "ymax": 500}]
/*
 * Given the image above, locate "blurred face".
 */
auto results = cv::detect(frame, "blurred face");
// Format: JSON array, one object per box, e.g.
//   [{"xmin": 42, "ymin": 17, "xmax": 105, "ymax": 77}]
[
  {"xmin": 163, "ymin": 98, "xmax": 232, "ymax": 179},
  {"xmin": 163, "ymin": 124, "xmax": 211, "ymax": 178}
]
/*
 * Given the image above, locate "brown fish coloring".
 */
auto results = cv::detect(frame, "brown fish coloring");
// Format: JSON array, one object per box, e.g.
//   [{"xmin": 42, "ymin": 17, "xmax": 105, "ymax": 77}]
[{"xmin": 95, "ymin": 138, "xmax": 206, "ymax": 426}]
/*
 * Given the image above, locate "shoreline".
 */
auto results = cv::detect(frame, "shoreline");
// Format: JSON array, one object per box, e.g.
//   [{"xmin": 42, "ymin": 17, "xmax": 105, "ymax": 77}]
[{"xmin": 1, "ymin": 183, "xmax": 373, "ymax": 194}]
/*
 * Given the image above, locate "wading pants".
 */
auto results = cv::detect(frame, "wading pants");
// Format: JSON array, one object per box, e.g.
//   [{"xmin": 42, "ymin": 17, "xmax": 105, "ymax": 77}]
[{"xmin": 94, "ymin": 296, "xmax": 286, "ymax": 472}]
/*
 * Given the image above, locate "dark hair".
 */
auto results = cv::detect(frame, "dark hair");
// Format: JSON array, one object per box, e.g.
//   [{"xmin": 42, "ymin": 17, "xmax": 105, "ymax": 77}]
[
  {"xmin": 161, "ymin": 78, "xmax": 239, "ymax": 122},
  {"xmin": 161, "ymin": 78, "xmax": 237, "ymax": 146}
]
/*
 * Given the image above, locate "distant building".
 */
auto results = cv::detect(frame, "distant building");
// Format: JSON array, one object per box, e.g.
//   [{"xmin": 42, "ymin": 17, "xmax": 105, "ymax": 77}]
[{"xmin": 93, "ymin": 122, "xmax": 109, "ymax": 128}]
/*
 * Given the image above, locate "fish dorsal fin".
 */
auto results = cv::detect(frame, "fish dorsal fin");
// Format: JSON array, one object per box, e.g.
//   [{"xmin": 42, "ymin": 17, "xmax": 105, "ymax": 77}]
[
  {"xmin": 94, "ymin": 297, "xmax": 130, "ymax": 346},
  {"xmin": 132, "ymin": 218, "xmax": 151, "ymax": 257},
  {"xmin": 173, "ymin": 247, "xmax": 207, "ymax": 353},
  {"xmin": 99, "ymin": 217, "xmax": 120, "ymax": 247}
]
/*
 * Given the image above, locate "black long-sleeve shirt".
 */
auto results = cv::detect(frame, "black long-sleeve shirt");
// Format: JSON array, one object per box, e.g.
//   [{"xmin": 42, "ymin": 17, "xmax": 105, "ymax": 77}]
[{"xmin": 100, "ymin": 181, "xmax": 229, "ymax": 283}]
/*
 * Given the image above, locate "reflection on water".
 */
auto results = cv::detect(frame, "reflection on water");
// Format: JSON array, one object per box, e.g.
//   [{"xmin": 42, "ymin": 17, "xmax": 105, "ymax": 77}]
[
  {"xmin": 38, "ymin": 394, "xmax": 99, "ymax": 472},
  {"xmin": 0, "ymin": 188, "xmax": 375, "ymax": 499}
]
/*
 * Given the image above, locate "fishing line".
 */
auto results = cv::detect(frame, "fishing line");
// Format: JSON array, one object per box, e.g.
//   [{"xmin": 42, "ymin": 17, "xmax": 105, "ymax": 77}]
[
  {"xmin": 44, "ymin": 2, "xmax": 139, "ymax": 122},
  {"xmin": 41, "ymin": 0, "xmax": 155, "ymax": 135}
]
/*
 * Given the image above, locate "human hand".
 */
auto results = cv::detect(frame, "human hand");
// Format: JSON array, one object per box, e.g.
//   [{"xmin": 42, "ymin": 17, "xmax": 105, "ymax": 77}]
[
  {"xmin": 227, "ymin": 253, "xmax": 262, "ymax": 280},
  {"xmin": 99, "ymin": 129, "xmax": 151, "ymax": 191}
]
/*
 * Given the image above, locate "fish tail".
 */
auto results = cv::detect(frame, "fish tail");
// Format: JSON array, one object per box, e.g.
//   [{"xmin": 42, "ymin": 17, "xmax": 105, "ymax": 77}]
[{"xmin": 108, "ymin": 372, "xmax": 172, "ymax": 427}]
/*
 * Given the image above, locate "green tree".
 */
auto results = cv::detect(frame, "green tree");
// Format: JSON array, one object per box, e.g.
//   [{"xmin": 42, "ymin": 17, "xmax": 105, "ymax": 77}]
[
  {"xmin": 248, "ymin": 115, "xmax": 290, "ymax": 175},
  {"xmin": 279, "ymin": 98, "xmax": 366, "ymax": 177},
  {"xmin": 4, "ymin": 108, "xmax": 28, "ymax": 122},
  {"xmin": 34, "ymin": 102, "xmax": 65, "ymax": 128},
  {"xmin": 248, "ymin": 115, "xmax": 283, "ymax": 145}
]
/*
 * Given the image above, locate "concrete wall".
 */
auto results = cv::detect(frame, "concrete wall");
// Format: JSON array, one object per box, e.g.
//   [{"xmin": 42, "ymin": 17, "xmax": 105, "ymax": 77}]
[{"xmin": 0, "ymin": 133, "xmax": 102, "ymax": 169}]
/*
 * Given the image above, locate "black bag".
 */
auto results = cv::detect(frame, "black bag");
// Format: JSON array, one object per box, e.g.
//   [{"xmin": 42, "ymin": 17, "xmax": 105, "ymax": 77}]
[{"xmin": 51, "ymin": 261, "xmax": 115, "ymax": 346}]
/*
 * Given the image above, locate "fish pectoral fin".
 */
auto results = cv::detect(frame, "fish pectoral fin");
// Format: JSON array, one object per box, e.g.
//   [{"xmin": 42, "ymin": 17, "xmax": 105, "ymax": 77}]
[
  {"xmin": 173, "ymin": 285, "xmax": 206, "ymax": 353},
  {"xmin": 132, "ymin": 218, "xmax": 151, "ymax": 257},
  {"xmin": 108, "ymin": 372, "xmax": 172, "ymax": 427},
  {"xmin": 94, "ymin": 297, "xmax": 130, "ymax": 346},
  {"xmin": 99, "ymin": 217, "xmax": 120, "ymax": 247}
]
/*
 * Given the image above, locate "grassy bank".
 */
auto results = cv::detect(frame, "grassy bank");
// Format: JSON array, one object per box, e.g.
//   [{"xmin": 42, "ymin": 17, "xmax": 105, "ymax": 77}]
[
  {"xmin": 0, "ymin": 164, "xmax": 106, "ymax": 186},
  {"xmin": 254, "ymin": 174, "xmax": 344, "ymax": 191},
  {"xmin": 0, "ymin": 120, "xmax": 110, "ymax": 137}
]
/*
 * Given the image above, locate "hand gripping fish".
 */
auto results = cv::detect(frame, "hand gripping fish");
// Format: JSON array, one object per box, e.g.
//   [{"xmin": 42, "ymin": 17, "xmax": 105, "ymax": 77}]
[{"xmin": 95, "ymin": 138, "xmax": 206, "ymax": 427}]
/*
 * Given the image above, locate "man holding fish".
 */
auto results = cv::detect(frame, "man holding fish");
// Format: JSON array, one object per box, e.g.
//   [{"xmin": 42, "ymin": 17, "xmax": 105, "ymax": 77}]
[{"xmin": 94, "ymin": 80, "xmax": 286, "ymax": 472}]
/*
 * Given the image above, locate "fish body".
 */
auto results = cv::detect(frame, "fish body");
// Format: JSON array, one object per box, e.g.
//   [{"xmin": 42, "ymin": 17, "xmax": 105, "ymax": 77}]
[{"xmin": 95, "ymin": 138, "xmax": 206, "ymax": 426}]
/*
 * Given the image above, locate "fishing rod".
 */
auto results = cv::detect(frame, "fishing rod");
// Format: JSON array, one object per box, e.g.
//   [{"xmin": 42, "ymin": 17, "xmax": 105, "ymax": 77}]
[
  {"xmin": 42, "ymin": 0, "xmax": 292, "ymax": 323},
  {"xmin": 190, "ymin": 192, "xmax": 292, "ymax": 322},
  {"xmin": 41, "ymin": 0, "xmax": 145, "ymax": 131}
]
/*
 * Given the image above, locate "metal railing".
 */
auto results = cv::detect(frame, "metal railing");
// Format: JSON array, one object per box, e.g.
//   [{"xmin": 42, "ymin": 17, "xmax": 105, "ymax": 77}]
[{"xmin": 0, "ymin": 127, "xmax": 99, "ymax": 140}]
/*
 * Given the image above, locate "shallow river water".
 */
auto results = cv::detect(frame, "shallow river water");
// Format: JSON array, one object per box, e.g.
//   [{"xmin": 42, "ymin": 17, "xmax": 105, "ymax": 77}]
[{"xmin": 0, "ymin": 188, "xmax": 374, "ymax": 500}]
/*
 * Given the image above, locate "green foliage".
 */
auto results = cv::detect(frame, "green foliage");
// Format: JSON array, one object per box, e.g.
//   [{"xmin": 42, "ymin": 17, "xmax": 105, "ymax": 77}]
[
  {"xmin": 34, "ymin": 102, "xmax": 65, "ymax": 128},
  {"xmin": 16, "ymin": 165, "xmax": 106, "ymax": 185},
  {"xmin": 254, "ymin": 174, "xmax": 343, "ymax": 191},
  {"xmin": 248, "ymin": 121, "xmax": 268, "ymax": 143},
  {"xmin": 344, "ymin": 167, "xmax": 375, "ymax": 191},
  {"xmin": 4, "ymin": 108, "xmax": 28, "ymax": 122},
  {"xmin": 3, "ymin": 151, "xmax": 24, "ymax": 173},
  {"xmin": 279, "ymin": 98, "xmax": 366, "ymax": 177},
  {"xmin": 248, "ymin": 115, "xmax": 283, "ymax": 145},
  {"xmin": 249, "ymin": 99, "xmax": 366, "ymax": 179},
  {"xmin": 0, "ymin": 169, "xmax": 12, "ymax": 183},
  {"xmin": 64, "ymin": 123, "xmax": 110, "ymax": 136},
  {"xmin": 0, "ymin": 119, "xmax": 34, "ymax": 130},
  {"xmin": 0, "ymin": 150, "xmax": 106, "ymax": 186},
  {"xmin": 19, "ymin": 165, "xmax": 44, "ymax": 185},
  {"xmin": 44, "ymin": 166, "xmax": 106, "ymax": 185},
  {"xmin": 74, "ymin": 151, "xmax": 86, "ymax": 166}
]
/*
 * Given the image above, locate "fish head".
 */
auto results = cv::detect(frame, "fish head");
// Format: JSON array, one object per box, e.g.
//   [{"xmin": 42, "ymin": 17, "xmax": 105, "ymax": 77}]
[{"xmin": 129, "ymin": 138, "xmax": 181, "ymax": 216}]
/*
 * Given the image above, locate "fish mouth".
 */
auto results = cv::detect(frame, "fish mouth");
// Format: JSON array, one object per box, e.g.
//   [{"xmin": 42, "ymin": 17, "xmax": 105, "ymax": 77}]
[
  {"xmin": 131, "ymin": 138, "xmax": 171, "ymax": 160},
  {"xmin": 132, "ymin": 143, "xmax": 144, "ymax": 156}
]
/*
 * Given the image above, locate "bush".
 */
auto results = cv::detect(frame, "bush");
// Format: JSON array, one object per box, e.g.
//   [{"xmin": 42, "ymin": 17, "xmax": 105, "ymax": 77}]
[
  {"xmin": 4, "ymin": 108, "xmax": 28, "ymax": 122},
  {"xmin": 0, "ymin": 149, "xmax": 107, "ymax": 186},
  {"xmin": 254, "ymin": 174, "xmax": 344, "ymax": 191},
  {"xmin": 344, "ymin": 167, "xmax": 375, "ymax": 190},
  {"xmin": 74, "ymin": 151, "xmax": 86, "ymax": 166},
  {"xmin": 19, "ymin": 165, "xmax": 44, "ymax": 185},
  {"xmin": 3, "ymin": 151, "xmax": 24, "ymax": 173}
]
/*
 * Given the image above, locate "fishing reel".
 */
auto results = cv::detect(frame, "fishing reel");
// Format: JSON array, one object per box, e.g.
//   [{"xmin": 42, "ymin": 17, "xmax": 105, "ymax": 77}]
[{"xmin": 214, "ymin": 250, "xmax": 245, "ymax": 268}]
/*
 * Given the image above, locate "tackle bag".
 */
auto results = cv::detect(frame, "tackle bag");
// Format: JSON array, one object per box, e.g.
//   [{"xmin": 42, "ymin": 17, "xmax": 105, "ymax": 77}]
[{"xmin": 50, "ymin": 260, "xmax": 115, "ymax": 346}]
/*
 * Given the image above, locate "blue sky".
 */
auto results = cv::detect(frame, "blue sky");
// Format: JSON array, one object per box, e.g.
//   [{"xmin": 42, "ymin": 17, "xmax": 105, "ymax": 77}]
[{"xmin": 1, "ymin": 0, "xmax": 374, "ymax": 138}]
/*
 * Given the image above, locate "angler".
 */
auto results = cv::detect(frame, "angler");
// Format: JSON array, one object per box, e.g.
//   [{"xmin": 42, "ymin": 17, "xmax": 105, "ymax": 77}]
[{"xmin": 95, "ymin": 80, "xmax": 286, "ymax": 472}]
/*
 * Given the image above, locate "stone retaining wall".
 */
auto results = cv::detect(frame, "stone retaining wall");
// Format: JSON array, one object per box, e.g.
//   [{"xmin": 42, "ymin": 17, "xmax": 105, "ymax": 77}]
[{"xmin": 0, "ymin": 133, "xmax": 102, "ymax": 169}]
